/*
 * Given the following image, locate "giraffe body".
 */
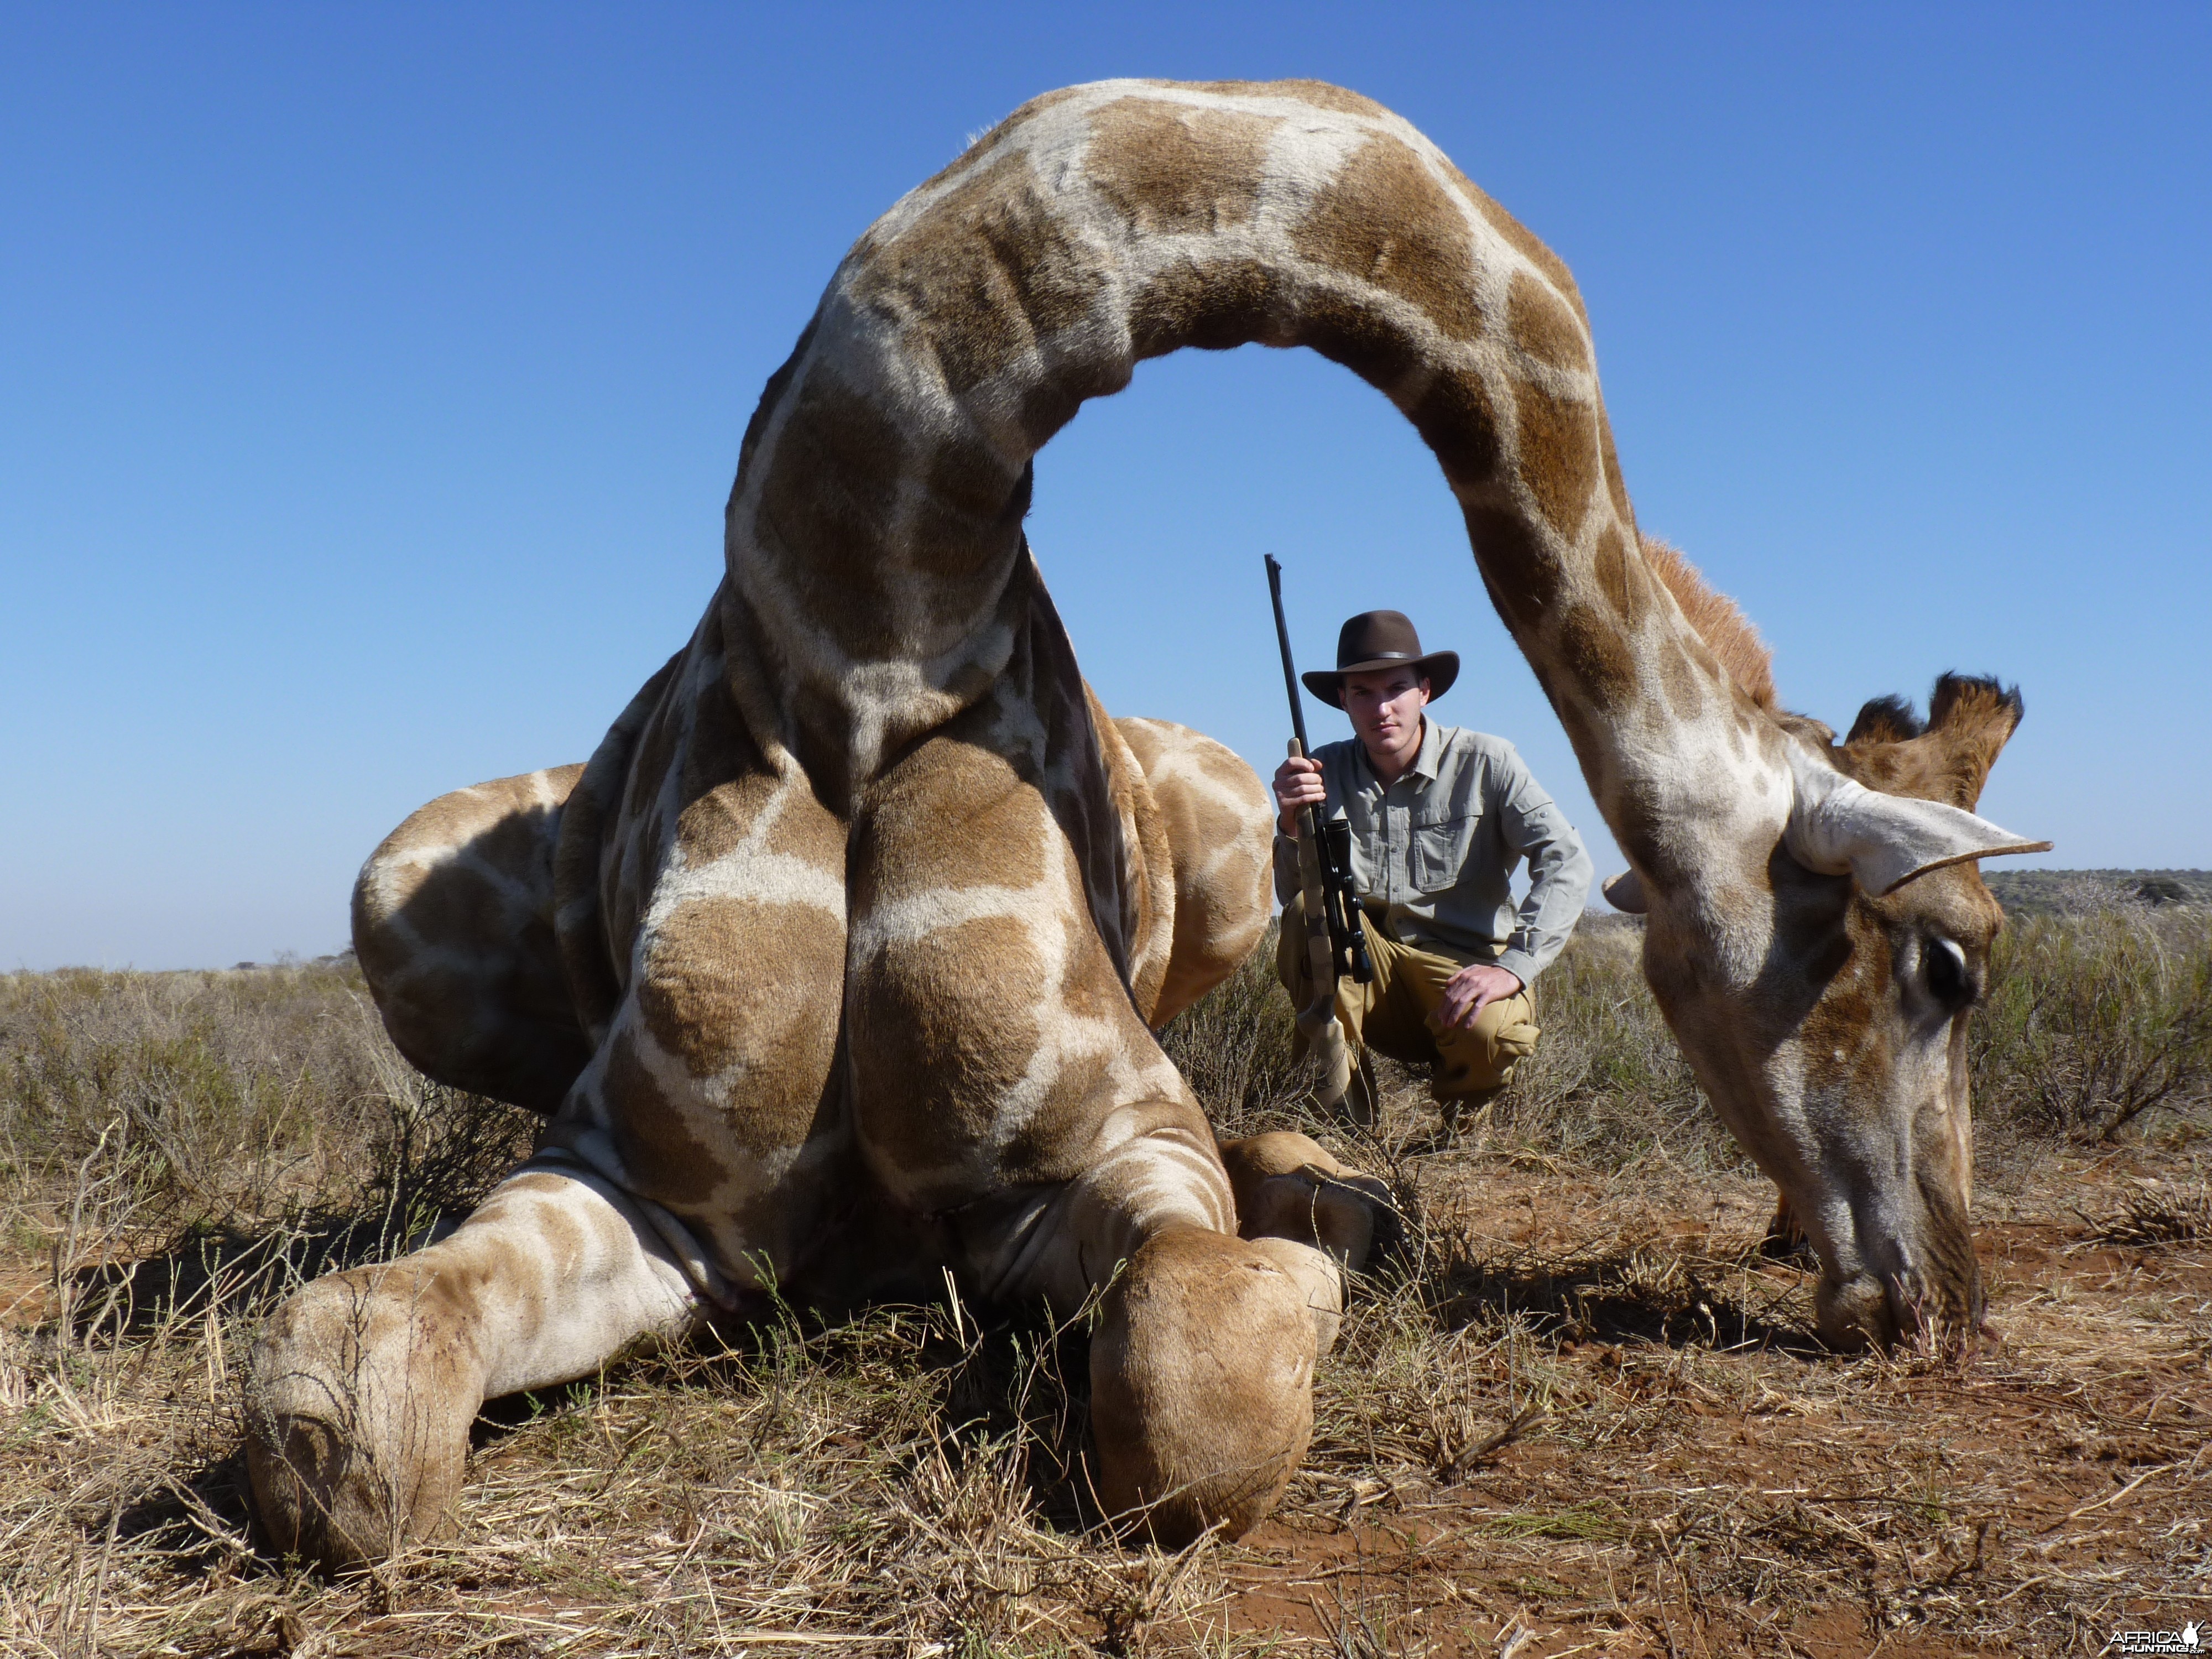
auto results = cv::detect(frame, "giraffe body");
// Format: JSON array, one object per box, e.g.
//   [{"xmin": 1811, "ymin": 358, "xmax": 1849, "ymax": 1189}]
[
  {"xmin": 347, "ymin": 692, "xmax": 1279, "ymax": 1311},
  {"xmin": 251, "ymin": 78, "xmax": 2048, "ymax": 1567}
]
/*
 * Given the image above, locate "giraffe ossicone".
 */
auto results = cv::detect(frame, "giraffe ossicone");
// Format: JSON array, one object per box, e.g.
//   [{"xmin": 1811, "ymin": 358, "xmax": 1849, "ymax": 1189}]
[{"xmin": 248, "ymin": 77, "xmax": 2047, "ymax": 1568}]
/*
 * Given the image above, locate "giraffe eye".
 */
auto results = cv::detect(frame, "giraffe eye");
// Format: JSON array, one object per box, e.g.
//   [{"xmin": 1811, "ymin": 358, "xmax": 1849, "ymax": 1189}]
[{"xmin": 1924, "ymin": 936, "xmax": 1972, "ymax": 1011}]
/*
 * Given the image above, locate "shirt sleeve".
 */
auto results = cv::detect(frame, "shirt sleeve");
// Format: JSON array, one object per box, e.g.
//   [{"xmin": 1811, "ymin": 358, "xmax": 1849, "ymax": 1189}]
[{"xmin": 1489, "ymin": 745, "xmax": 1594, "ymax": 987}]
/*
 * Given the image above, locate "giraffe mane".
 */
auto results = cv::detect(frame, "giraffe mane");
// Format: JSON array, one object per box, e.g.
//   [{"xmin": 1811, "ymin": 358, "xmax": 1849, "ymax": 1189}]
[{"xmin": 1639, "ymin": 536, "xmax": 1777, "ymax": 711}]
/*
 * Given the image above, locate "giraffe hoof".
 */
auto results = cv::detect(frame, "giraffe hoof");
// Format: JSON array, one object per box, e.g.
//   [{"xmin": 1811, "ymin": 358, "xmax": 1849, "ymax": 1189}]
[
  {"xmin": 1088, "ymin": 1230, "xmax": 1318, "ymax": 1546},
  {"xmin": 244, "ymin": 1275, "xmax": 480, "ymax": 1571},
  {"xmin": 246, "ymin": 1407, "xmax": 461, "ymax": 1571}
]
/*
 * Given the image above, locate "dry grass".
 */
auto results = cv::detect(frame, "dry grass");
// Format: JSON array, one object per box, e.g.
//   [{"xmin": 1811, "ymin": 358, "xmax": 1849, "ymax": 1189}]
[{"xmin": 2, "ymin": 906, "xmax": 2209, "ymax": 1656}]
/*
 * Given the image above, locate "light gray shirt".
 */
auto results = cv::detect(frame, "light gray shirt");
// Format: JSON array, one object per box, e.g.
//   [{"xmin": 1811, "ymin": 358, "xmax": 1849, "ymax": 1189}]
[{"xmin": 1271, "ymin": 721, "xmax": 1593, "ymax": 986}]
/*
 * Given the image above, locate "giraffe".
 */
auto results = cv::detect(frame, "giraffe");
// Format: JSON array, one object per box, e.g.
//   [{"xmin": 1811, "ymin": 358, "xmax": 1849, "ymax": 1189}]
[{"xmin": 247, "ymin": 77, "xmax": 2049, "ymax": 1567}]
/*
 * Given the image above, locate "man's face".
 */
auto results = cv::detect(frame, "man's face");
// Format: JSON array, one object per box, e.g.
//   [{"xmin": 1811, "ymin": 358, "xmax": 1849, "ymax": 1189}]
[{"xmin": 1341, "ymin": 666, "xmax": 1431, "ymax": 760}]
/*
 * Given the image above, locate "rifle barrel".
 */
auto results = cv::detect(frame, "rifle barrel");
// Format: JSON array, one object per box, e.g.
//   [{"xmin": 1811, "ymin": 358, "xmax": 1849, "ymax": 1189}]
[{"xmin": 1263, "ymin": 554, "xmax": 1312, "ymax": 755}]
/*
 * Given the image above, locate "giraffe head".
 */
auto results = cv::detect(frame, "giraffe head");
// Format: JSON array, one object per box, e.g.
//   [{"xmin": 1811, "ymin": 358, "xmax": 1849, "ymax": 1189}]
[{"xmin": 1609, "ymin": 671, "xmax": 2045, "ymax": 1350}]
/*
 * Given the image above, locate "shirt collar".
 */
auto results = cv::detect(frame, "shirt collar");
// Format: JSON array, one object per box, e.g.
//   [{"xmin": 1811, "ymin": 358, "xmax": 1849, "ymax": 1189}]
[{"xmin": 1408, "ymin": 718, "xmax": 1446, "ymax": 781}]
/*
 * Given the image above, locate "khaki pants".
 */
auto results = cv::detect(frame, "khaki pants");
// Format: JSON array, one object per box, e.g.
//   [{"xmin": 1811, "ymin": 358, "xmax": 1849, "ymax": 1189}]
[{"xmin": 1275, "ymin": 896, "xmax": 1541, "ymax": 1104}]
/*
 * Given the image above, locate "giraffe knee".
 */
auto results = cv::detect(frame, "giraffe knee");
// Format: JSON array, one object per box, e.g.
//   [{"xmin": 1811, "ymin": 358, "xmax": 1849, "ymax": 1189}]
[{"xmin": 1219, "ymin": 1132, "xmax": 1399, "ymax": 1272}]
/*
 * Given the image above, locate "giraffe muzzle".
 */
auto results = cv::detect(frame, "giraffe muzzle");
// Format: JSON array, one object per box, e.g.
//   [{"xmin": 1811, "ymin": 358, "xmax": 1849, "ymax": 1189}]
[{"xmin": 1815, "ymin": 1188, "xmax": 1984, "ymax": 1353}]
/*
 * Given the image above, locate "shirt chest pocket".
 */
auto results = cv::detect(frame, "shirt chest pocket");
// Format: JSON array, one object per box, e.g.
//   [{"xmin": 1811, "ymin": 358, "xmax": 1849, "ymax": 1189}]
[{"xmin": 1410, "ymin": 809, "xmax": 1478, "ymax": 893}]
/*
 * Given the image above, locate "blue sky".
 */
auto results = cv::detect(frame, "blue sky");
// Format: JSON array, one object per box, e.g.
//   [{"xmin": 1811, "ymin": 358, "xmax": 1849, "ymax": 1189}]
[{"xmin": 3, "ymin": 4, "xmax": 2207, "ymax": 971}]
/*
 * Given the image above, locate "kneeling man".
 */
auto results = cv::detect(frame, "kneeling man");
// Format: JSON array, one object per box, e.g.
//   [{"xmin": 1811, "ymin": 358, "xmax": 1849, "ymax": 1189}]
[{"xmin": 1274, "ymin": 610, "xmax": 1594, "ymax": 1125}]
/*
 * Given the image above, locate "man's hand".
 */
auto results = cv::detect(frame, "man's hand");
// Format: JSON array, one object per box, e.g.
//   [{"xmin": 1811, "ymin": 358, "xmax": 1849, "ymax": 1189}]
[
  {"xmin": 1273, "ymin": 755, "xmax": 1325, "ymax": 837},
  {"xmin": 1437, "ymin": 962, "xmax": 1522, "ymax": 1031}
]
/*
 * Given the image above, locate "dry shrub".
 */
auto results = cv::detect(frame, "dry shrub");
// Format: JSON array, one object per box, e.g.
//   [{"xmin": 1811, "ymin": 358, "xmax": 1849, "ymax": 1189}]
[
  {"xmin": 1483, "ymin": 916, "xmax": 1741, "ymax": 1172},
  {"xmin": 3, "ymin": 961, "xmax": 379, "ymax": 1237},
  {"xmin": 1166, "ymin": 902, "xmax": 2212, "ymax": 1165},
  {"xmin": 1973, "ymin": 906, "xmax": 2212, "ymax": 1142},
  {"xmin": 0, "ymin": 959, "xmax": 536, "ymax": 1342},
  {"xmin": 1154, "ymin": 932, "xmax": 1305, "ymax": 1129}
]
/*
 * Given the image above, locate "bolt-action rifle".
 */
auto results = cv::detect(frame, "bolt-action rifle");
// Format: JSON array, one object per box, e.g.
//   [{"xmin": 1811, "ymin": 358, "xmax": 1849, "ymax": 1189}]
[{"xmin": 1265, "ymin": 555, "xmax": 1375, "ymax": 1121}]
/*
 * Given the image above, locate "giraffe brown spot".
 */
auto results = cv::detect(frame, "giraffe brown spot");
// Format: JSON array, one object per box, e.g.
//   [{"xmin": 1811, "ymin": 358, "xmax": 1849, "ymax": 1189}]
[
  {"xmin": 1558, "ymin": 602, "xmax": 1636, "ymax": 712},
  {"xmin": 1506, "ymin": 269, "xmax": 1590, "ymax": 372},
  {"xmin": 669, "ymin": 770, "xmax": 776, "ymax": 870},
  {"xmin": 1658, "ymin": 640, "xmax": 1710, "ymax": 722},
  {"xmin": 1091, "ymin": 695, "xmax": 1173, "ymax": 1009},
  {"xmin": 732, "ymin": 317, "xmax": 817, "ymax": 507},
  {"xmin": 1550, "ymin": 687, "xmax": 1598, "ymax": 766},
  {"xmin": 599, "ymin": 1026, "xmax": 721, "ymax": 1208},
  {"xmin": 1439, "ymin": 161, "xmax": 1585, "ymax": 321},
  {"xmin": 1288, "ymin": 135, "xmax": 1486, "ymax": 343},
  {"xmin": 851, "ymin": 149, "xmax": 1108, "ymax": 398},
  {"xmin": 554, "ymin": 802, "xmax": 624, "ymax": 1036},
  {"xmin": 1461, "ymin": 503, "xmax": 1561, "ymax": 635},
  {"xmin": 1111, "ymin": 716, "xmax": 1273, "ymax": 1025},
  {"xmin": 909, "ymin": 439, "xmax": 1031, "ymax": 583},
  {"xmin": 429, "ymin": 858, "xmax": 518, "ymax": 964},
  {"xmin": 1043, "ymin": 806, "xmax": 1154, "ymax": 1026},
  {"xmin": 1020, "ymin": 331, "xmax": 1136, "ymax": 447},
  {"xmin": 602, "ymin": 830, "xmax": 649, "ymax": 971},
  {"xmin": 760, "ymin": 782, "xmax": 847, "ymax": 869},
  {"xmin": 1407, "ymin": 367, "xmax": 1503, "ymax": 489},
  {"xmin": 862, "ymin": 703, "xmax": 1052, "ymax": 849},
  {"xmin": 996, "ymin": 1045, "xmax": 1118, "ymax": 1180},
  {"xmin": 907, "ymin": 86, "xmax": 1088, "ymax": 198},
  {"xmin": 1292, "ymin": 283, "xmax": 1416, "ymax": 392},
  {"xmin": 922, "ymin": 431, "xmax": 1023, "ymax": 524},
  {"xmin": 848, "ymin": 911, "xmax": 1048, "ymax": 1171},
  {"xmin": 1591, "ymin": 525, "xmax": 1644, "ymax": 628},
  {"xmin": 678, "ymin": 687, "xmax": 771, "ymax": 826},
  {"xmin": 1610, "ymin": 776, "xmax": 1673, "ymax": 885},
  {"xmin": 867, "ymin": 753, "xmax": 1053, "ymax": 896},
  {"xmin": 622, "ymin": 698, "xmax": 686, "ymax": 831},
  {"xmin": 755, "ymin": 372, "xmax": 907, "ymax": 650},
  {"xmin": 1086, "ymin": 98, "xmax": 1275, "ymax": 236},
  {"xmin": 1128, "ymin": 257, "xmax": 1283, "ymax": 360},
  {"xmin": 635, "ymin": 891, "xmax": 844, "ymax": 1156},
  {"xmin": 1512, "ymin": 377, "xmax": 1600, "ymax": 540}
]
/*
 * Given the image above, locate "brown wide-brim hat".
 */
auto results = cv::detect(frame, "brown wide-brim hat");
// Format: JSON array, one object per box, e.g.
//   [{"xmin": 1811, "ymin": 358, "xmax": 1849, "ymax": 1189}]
[{"xmin": 1301, "ymin": 610, "xmax": 1459, "ymax": 709}]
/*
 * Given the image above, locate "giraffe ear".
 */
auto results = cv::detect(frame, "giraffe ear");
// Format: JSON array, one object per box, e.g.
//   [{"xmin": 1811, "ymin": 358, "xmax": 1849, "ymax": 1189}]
[
  {"xmin": 1785, "ymin": 749, "xmax": 2051, "ymax": 896},
  {"xmin": 1602, "ymin": 870, "xmax": 1649, "ymax": 914}
]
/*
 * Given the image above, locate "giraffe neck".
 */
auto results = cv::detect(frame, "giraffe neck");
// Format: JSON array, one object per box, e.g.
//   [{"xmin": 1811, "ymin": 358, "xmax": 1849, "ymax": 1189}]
[{"xmin": 716, "ymin": 77, "xmax": 1786, "ymax": 881}]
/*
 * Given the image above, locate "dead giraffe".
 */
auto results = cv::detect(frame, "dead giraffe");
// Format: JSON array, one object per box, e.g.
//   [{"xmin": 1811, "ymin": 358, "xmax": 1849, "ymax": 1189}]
[{"xmin": 247, "ymin": 78, "xmax": 2047, "ymax": 1568}]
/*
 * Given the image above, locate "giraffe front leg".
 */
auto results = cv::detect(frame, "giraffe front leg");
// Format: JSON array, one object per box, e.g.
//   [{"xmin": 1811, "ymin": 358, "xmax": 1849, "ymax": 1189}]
[
  {"xmin": 245, "ymin": 1165, "xmax": 702, "ymax": 1569},
  {"xmin": 1090, "ymin": 1223, "xmax": 1333, "ymax": 1546},
  {"xmin": 846, "ymin": 688, "xmax": 1335, "ymax": 1548},
  {"xmin": 966, "ymin": 1126, "xmax": 1344, "ymax": 1547},
  {"xmin": 1219, "ymin": 1131, "xmax": 1402, "ymax": 1303}
]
